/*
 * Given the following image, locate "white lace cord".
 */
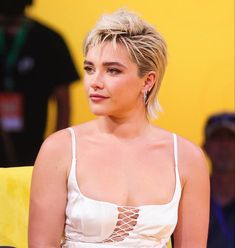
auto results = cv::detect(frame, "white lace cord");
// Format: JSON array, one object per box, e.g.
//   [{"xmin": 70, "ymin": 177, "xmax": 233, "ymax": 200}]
[{"xmin": 103, "ymin": 206, "xmax": 139, "ymax": 242}]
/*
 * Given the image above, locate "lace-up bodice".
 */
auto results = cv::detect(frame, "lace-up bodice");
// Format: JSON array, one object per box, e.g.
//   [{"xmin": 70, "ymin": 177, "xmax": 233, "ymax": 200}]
[{"xmin": 61, "ymin": 128, "xmax": 181, "ymax": 248}]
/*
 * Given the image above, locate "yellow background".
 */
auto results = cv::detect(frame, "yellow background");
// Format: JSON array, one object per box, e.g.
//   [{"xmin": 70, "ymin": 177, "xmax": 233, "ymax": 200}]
[
  {"xmin": 27, "ymin": 0, "xmax": 234, "ymax": 146},
  {"xmin": 0, "ymin": 1, "xmax": 234, "ymax": 247}
]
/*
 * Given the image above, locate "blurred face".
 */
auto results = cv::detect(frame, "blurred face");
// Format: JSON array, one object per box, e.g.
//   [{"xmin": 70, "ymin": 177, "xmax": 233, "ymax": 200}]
[
  {"xmin": 204, "ymin": 129, "xmax": 235, "ymax": 172},
  {"xmin": 0, "ymin": 14, "xmax": 24, "ymax": 35},
  {"xmin": 83, "ymin": 42, "xmax": 146, "ymax": 118}
]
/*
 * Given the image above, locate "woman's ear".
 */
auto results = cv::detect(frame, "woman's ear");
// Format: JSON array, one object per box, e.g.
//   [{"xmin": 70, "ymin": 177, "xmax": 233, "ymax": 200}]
[{"xmin": 142, "ymin": 71, "xmax": 157, "ymax": 93}]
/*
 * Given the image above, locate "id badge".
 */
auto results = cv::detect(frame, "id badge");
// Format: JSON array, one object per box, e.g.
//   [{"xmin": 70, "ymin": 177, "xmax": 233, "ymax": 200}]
[{"xmin": 0, "ymin": 92, "xmax": 24, "ymax": 132}]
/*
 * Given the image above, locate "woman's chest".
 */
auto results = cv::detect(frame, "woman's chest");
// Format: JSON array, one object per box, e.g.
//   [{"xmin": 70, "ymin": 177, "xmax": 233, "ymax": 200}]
[{"xmin": 75, "ymin": 145, "xmax": 176, "ymax": 206}]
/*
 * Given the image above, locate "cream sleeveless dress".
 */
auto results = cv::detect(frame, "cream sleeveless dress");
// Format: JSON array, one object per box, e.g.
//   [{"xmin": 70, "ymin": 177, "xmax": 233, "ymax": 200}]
[{"xmin": 61, "ymin": 127, "xmax": 182, "ymax": 248}]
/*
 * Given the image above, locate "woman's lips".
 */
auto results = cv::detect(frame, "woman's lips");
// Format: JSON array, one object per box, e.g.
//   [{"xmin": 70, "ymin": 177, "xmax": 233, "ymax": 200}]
[{"xmin": 89, "ymin": 94, "xmax": 109, "ymax": 102}]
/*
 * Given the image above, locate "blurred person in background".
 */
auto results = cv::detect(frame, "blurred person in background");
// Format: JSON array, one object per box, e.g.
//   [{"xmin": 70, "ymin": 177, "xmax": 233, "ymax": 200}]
[
  {"xmin": 0, "ymin": 0, "xmax": 80, "ymax": 167},
  {"xmin": 203, "ymin": 112, "xmax": 235, "ymax": 248}
]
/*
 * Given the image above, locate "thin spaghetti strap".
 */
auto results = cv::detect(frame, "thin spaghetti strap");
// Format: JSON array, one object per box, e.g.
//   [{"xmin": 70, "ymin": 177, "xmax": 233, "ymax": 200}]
[
  {"xmin": 173, "ymin": 133, "xmax": 182, "ymax": 193},
  {"xmin": 66, "ymin": 128, "xmax": 84, "ymax": 195},
  {"xmin": 173, "ymin": 133, "xmax": 182, "ymax": 202},
  {"xmin": 67, "ymin": 127, "xmax": 77, "ymax": 188},
  {"xmin": 67, "ymin": 127, "xmax": 76, "ymax": 160},
  {"xmin": 173, "ymin": 134, "xmax": 178, "ymax": 169}
]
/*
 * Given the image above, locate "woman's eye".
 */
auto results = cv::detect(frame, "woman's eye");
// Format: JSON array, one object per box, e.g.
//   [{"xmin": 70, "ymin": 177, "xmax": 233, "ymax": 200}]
[
  {"xmin": 84, "ymin": 66, "xmax": 94, "ymax": 74},
  {"xmin": 107, "ymin": 68, "xmax": 121, "ymax": 75}
]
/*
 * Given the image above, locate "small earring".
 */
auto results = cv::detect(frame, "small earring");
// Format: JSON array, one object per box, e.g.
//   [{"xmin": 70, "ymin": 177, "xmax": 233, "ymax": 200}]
[{"xmin": 143, "ymin": 91, "xmax": 148, "ymax": 104}]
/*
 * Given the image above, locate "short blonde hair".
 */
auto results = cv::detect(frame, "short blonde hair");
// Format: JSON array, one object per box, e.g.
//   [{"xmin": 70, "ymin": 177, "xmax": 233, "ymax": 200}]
[{"xmin": 83, "ymin": 9, "xmax": 168, "ymax": 119}]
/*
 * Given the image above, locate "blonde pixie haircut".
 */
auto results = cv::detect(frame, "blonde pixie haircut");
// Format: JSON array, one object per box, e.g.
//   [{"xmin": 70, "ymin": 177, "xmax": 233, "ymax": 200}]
[{"xmin": 83, "ymin": 9, "xmax": 168, "ymax": 119}]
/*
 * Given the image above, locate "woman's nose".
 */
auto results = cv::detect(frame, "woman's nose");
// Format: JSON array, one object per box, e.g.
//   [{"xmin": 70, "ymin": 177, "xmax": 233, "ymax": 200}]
[{"xmin": 90, "ymin": 72, "xmax": 104, "ymax": 90}]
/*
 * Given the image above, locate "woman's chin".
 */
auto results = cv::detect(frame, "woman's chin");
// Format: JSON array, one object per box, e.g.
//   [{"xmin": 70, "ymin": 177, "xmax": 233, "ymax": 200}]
[{"xmin": 90, "ymin": 108, "xmax": 109, "ymax": 116}]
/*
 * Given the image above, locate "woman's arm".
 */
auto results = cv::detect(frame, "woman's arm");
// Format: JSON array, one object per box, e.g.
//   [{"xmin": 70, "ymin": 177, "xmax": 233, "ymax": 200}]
[
  {"xmin": 28, "ymin": 130, "xmax": 70, "ymax": 248},
  {"xmin": 173, "ymin": 138, "xmax": 210, "ymax": 248}
]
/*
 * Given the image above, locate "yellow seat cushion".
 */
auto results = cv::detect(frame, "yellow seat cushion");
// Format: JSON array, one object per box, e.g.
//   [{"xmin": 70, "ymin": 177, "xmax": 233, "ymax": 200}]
[{"xmin": 0, "ymin": 166, "xmax": 33, "ymax": 247}]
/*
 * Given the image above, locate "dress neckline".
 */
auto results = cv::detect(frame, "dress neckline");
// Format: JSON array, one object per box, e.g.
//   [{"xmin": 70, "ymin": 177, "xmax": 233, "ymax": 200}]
[
  {"xmin": 70, "ymin": 160, "xmax": 180, "ymax": 209},
  {"xmin": 67, "ymin": 127, "xmax": 181, "ymax": 209}
]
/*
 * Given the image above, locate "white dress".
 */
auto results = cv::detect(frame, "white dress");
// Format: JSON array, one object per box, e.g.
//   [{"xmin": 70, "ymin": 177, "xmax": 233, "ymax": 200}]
[{"xmin": 61, "ymin": 128, "xmax": 182, "ymax": 248}]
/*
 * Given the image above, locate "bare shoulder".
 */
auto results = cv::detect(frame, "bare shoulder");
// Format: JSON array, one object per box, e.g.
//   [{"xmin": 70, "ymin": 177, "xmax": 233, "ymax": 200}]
[
  {"xmin": 37, "ymin": 121, "xmax": 96, "ymax": 159},
  {"xmin": 33, "ymin": 128, "xmax": 73, "ymax": 176},
  {"xmin": 176, "ymin": 135, "xmax": 209, "ymax": 186},
  {"xmin": 177, "ymin": 135, "xmax": 207, "ymax": 167},
  {"xmin": 37, "ymin": 128, "xmax": 71, "ymax": 159},
  {"xmin": 151, "ymin": 125, "xmax": 209, "ymax": 187}
]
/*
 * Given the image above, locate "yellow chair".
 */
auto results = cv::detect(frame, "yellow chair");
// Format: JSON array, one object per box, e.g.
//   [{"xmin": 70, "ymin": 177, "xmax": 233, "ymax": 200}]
[
  {"xmin": 0, "ymin": 166, "xmax": 33, "ymax": 248},
  {"xmin": 0, "ymin": 166, "xmax": 172, "ymax": 248}
]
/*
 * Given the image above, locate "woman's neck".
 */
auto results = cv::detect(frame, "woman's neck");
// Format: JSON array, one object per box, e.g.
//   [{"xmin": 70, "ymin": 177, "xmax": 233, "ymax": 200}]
[{"xmin": 96, "ymin": 113, "xmax": 152, "ymax": 139}]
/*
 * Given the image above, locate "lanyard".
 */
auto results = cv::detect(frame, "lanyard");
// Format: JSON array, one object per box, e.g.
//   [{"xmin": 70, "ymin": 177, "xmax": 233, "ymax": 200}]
[
  {"xmin": 0, "ymin": 20, "xmax": 29, "ymax": 91},
  {"xmin": 211, "ymin": 199, "xmax": 235, "ymax": 247}
]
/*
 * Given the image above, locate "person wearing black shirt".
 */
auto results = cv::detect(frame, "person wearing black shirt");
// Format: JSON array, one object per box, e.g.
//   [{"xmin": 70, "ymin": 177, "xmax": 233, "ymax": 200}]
[
  {"xmin": 0, "ymin": 0, "xmax": 80, "ymax": 166},
  {"xmin": 203, "ymin": 112, "xmax": 235, "ymax": 248}
]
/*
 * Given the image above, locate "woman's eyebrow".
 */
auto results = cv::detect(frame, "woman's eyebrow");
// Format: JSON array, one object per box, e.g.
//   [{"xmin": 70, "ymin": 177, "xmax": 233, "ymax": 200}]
[
  {"xmin": 84, "ymin": 60, "xmax": 127, "ymax": 69},
  {"xmin": 84, "ymin": 60, "xmax": 93, "ymax": 65},
  {"xmin": 103, "ymin": 61, "xmax": 128, "ymax": 68}
]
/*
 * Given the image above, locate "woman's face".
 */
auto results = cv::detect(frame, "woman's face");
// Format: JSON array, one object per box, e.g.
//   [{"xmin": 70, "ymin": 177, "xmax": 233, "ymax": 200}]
[{"xmin": 84, "ymin": 42, "xmax": 146, "ymax": 118}]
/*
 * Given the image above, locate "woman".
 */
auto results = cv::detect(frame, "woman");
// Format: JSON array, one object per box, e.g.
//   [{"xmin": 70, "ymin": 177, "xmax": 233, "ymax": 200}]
[{"xmin": 28, "ymin": 9, "xmax": 210, "ymax": 248}]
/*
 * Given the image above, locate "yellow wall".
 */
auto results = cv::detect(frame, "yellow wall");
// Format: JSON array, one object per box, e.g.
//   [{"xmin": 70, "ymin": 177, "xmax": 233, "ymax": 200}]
[{"xmin": 28, "ymin": 0, "xmax": 234, "ymax": 145}]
